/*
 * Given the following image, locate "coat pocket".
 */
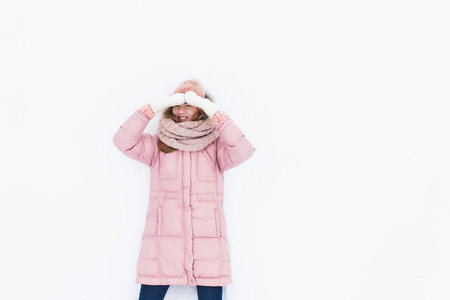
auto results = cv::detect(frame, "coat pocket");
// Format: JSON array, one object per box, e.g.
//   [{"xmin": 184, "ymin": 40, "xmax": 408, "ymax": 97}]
[
  {"xmin": 214, "ymin": 209, "xmax": 221, "ymax": 237},
  {"xmin": 159, "ymin": 152, "xmax": 178, "ymax": 180},
  {"xmin": 197, "ymin": 151, "xmax": 216, "ymax": 182},
  {"xmin": 157, "ymin": 207, "xmax": 162, "ymax": 236}
]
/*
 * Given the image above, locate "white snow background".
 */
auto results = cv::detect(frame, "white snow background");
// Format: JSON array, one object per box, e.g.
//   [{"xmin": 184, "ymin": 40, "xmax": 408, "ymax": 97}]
[{"xmin": 1, "ymin": 0, "xmax": 449, "ymax": 299}]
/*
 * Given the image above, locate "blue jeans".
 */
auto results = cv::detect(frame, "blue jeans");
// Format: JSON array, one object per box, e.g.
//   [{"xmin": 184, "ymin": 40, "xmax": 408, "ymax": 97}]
[{"xmin": 139, "ymin": 284, "xmax": 223, "ymax": 300}]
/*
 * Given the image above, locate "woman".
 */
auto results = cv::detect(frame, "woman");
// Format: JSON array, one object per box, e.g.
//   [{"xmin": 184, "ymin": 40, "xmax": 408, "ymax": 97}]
[{"xmin": 113, "ymin": 79, "xmax": 255, "ymax": 300}]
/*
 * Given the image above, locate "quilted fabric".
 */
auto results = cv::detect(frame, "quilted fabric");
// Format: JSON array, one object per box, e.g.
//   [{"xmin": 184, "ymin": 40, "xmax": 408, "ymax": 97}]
[{"xmin": 113, "ymin": 110, "xmax": 255, "ymax": 286}]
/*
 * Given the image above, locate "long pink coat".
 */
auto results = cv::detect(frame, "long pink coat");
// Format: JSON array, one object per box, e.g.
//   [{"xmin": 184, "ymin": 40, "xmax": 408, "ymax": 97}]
[{"xmin": 113, "ymin": 110, "xmax": 255, "ymax": 286}]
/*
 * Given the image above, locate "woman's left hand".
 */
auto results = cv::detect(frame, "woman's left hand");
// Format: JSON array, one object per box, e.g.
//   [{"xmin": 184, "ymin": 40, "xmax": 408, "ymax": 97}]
[{"xmin": 185, "ymin": 91, "xmax": 219, "ymax": 118}]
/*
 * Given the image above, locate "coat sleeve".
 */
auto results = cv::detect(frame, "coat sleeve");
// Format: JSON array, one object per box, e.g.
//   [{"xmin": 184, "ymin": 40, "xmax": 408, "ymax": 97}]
[
  {"xmin": 215, "ymin": 116, "xmax": 255, "ymax": 172},
  {"xmin": 112, "ymin": 109, "xmax": 159, "ymax": 166}
]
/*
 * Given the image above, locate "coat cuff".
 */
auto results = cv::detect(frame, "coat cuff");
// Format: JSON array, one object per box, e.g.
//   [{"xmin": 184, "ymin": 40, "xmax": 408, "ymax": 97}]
[
  {"xmin": 212, "ymin": 111, "xmax": 229, "ymax": 126},
  {"xmin": 139, "ymin": 104, "xmax": 155, "ymax": 119}
]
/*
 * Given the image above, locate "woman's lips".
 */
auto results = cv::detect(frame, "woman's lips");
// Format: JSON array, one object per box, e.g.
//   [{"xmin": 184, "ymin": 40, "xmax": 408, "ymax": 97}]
[{"xmin": 178, "ymin": 116, "xmax": 188, "ymax": 122}]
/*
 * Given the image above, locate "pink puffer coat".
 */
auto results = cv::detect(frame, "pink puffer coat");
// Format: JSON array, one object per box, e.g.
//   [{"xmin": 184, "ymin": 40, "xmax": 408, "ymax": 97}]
[{"xmin": 113, "ymin": 110, "xmax": 255, "ymax": 286}]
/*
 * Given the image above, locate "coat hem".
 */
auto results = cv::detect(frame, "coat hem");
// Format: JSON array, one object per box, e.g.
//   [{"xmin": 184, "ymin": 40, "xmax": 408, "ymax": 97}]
[{"xmin": 136, "ymin": 275, "xmax": 232, "ymax": 286}]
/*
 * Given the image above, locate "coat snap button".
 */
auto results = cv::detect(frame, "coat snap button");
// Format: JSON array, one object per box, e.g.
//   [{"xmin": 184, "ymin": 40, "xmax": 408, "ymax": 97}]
[
  {"xmin": 191, "ymin": 279, "xmax": 194, "ymax": 283},
  {"xmin": 188, "ymin": 255, "xmax": 192, "ymax": 259}
]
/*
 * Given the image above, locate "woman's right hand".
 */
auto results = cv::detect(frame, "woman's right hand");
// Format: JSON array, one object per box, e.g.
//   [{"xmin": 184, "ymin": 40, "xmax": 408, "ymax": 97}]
[{"xmin": 148, "ymin": 93, "xmax": 185, "ymax": 114}]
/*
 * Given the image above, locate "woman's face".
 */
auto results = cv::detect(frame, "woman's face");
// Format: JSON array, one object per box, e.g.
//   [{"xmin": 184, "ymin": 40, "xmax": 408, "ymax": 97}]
[{"xmin": 172, "ymin": 104, "xmax": 199, "ymax": 122}]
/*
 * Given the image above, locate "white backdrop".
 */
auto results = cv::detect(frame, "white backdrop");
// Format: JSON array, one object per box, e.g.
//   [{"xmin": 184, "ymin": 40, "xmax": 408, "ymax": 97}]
[{"xmin": 1, "ymin": 1, "xmax": 449, "ymax": 299}]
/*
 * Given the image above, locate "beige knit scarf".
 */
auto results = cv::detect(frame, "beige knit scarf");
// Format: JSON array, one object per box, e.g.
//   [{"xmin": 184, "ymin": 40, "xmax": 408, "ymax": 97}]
[{"xmin": 157, "ymin": 117, "xmax": 219, "ymax": 151}]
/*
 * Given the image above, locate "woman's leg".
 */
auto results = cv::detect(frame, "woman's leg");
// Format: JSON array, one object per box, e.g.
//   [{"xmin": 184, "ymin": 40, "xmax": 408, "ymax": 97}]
[
  {"xmin": 196, "ymin": 285, "xmax": 223, "ymax": 300},
  {"xmin": 138, "ymin": 285, "xmax": 170, "ymax": 300}
]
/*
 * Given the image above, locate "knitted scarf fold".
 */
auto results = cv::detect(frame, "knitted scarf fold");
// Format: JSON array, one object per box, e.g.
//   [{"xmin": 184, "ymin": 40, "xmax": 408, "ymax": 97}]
[{"xmin": 157, "ymin": 118, "xmax": 219, "ymax": 152}]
